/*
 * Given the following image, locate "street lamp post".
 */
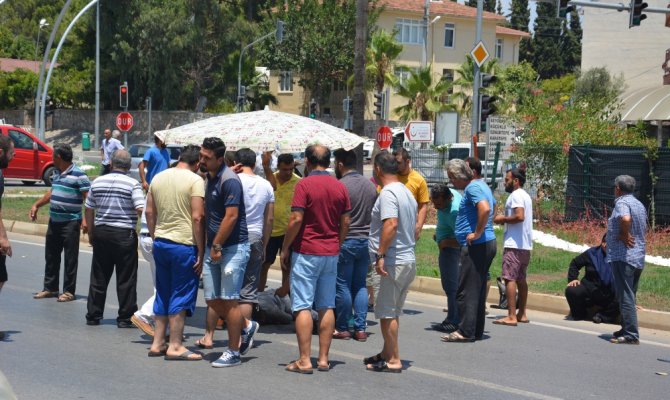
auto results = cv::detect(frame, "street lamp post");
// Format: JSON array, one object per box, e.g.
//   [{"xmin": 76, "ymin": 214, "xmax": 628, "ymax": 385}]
[
  {"xmin": 33, "ymin": 19, "xmax": 49, "ymax": 72},
  {"xmin": 237, "ymin": 20, "xmax": 284, "ymax": 112}
]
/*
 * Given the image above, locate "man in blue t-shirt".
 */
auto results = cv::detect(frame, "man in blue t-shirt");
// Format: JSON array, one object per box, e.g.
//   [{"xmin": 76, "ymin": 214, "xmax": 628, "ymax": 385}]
[
  {"xmin": 442, "ymin": 158, "xmax": 497, "ymax": 343},
  {"xmin": 196, "ymin": 137, "xmax": 250, "ymax": 368},
  {"xmin": 139, "ymin": 133, "xmax": 170, "ymax": 191}
]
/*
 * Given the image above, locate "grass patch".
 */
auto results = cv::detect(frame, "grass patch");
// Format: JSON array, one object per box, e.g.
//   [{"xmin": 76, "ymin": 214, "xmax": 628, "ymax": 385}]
[
  {"xmin": 418, "ymin": 229, "xmax": 670, "ymax": 311},
  {"xmin": 2, "ymin": 196, "xmax": 50, "ymax": 224}
]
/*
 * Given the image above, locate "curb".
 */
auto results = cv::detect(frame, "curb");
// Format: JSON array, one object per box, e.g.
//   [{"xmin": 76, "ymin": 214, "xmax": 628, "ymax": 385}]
[{"xmin": 6, "ymin": 219, "xmax": 670, "ymax": 332}]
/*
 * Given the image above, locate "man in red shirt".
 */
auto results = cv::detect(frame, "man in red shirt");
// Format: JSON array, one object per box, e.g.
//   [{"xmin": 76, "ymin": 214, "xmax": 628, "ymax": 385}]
[{"xmin": 281, "ymin": 144, "xmax": 350, "ymax": 374}]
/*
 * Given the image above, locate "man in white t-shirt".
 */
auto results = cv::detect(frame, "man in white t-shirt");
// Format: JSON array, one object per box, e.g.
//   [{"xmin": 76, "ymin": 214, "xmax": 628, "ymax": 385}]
[{"xmin": 493, "ymin": 167, "xmax": 533, "ymax": 326}]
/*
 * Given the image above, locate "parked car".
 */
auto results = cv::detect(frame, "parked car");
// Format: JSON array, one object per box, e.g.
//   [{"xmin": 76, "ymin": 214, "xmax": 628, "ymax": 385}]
[
  {"xmin": 362, "ymin": 139, "xmax": 374, "ymax": 161},
  {"xmin": 128, "ymin": 143, "xmax": 182, "ymax": 182},
  {"xmin": 0, "ymin": 124, "xmax": 56, "ymax": 186}
]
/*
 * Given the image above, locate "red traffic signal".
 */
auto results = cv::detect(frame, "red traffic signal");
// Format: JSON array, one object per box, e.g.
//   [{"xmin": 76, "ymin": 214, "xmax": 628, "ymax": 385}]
[{"xmin": 119, "ymin": 82, "xmax": 129, "ymax": 109}]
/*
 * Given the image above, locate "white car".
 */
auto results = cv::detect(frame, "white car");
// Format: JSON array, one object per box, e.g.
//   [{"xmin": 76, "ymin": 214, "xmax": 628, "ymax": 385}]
[
  {"xmin": 128, "ymin": 143, "xmax": 182, "ymax": 182},
  {"xmin": 363, "ymin": 139, "xmax": 375, "ymax": 160}
]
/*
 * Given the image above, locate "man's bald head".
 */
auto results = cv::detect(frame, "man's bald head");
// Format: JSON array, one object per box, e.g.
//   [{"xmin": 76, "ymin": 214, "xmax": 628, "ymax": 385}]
[
  {"xmin": 306, "ymin": 144, "xmax": 331, "ymax": 169},
  {"xmin": 111, "ymin": 149, "xmax": 132, "ymax": 171}
]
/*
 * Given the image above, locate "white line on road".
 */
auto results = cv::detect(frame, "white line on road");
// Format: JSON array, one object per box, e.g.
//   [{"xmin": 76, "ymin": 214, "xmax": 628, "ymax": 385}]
[{"xmin": 280, "ymin": 340, "xmax": 564, "ymax": 400}]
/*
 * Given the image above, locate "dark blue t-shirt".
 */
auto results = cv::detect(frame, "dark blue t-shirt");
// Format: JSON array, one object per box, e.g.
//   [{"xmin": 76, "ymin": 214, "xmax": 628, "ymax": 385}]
[
  {"xmin": 143, "ymin": 145, "xmax": 170, "ymax": 184},
  {"xmin": 205, "ymin": 164, "xmax": 248, "ymax": 247}
]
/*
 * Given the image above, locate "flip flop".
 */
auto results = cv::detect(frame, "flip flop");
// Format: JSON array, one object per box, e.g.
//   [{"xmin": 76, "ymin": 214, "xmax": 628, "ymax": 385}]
[
  {"xmin": 492, "ymin": 319, "xmax": 518, "ymax": 326},
  {"xmin": 195, "ymin": 339, "xmax": 213, "ymax": 349},
  {"xmin": 317, "ymin": 362, "xmax": 330, "ymax": 372},
  {"xmin": 517, "ymin": 319, "xmax": 530, "ymax": 324},
  {"xmin": 366, "ymin": 361, "xmax": 401, "ymax": 373},
  {"xmin": 441, "ymin": 332, "xmax": 475, "ymax": 343},
  {"xmin": 57, "ymin": 292, "xmax": 75, "ymax": 302},
  {"xmin": 363, "ymin": 353, "xmax": 385, "ymax": 365},
  {"xmin": 148, "ymin": 345, "xmax": 168, "ymax": 357},
  {"xmin": 164, "ymin": 350, "xmax": 202, "ymax": 361},
  {"xmin": 285, "ymin": 360, "xmax": 313, "ymax": 374}
]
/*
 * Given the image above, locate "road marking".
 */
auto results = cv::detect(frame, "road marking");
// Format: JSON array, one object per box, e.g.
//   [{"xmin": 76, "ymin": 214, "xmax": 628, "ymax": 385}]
[{"xmin": 280, "ymin": 340, "xmax": 563, "ymax": 400}]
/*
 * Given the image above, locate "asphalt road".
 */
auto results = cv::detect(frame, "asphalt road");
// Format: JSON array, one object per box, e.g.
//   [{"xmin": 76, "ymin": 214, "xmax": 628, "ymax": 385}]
[{"xmin": 1, "ymin": 232, "xmax": 669, "ymax": 400}]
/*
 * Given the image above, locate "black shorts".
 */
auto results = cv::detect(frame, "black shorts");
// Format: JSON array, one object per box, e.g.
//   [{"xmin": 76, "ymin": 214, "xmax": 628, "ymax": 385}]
[
  {"xmin": 0, "ymin": 255, "xmax": 7, "ymax": 283},
  {"xmin": 264, "ymin": 235, "xmax": 284, "ymax": 265}
]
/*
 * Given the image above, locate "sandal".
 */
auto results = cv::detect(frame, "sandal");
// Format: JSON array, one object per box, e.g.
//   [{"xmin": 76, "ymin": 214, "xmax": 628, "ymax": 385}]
[
  {"xmin": 195, "ymin": 339, "xmax": 213, "ymax": 349},
  {"xmin": 363, "ymin": 353, "xmax": 385, "ymax": 365},
  {"xmin": 285, "ymin": 360, "xmax": 313, "ymax": 374},
  {"xmin": 317, "ymin": 362, "xmax": 330, "ymax": 372},
  {"xmin": 148, "ymin": 344, "xmax": 168, "ymax": 357},
  {"xmin": 57, "ymin": 292, "xmax": 75, "ymax": 302},
  {"xmin": 441, "ymin": 331, "xmax": 475, "ymax": 343},
  {"xmin": 366, "ymin": 361, "xmax": 402, "ymax": 373},
  {"xmin": 33, "ymin": 290, "xmax": 58, "ymax": 299}
]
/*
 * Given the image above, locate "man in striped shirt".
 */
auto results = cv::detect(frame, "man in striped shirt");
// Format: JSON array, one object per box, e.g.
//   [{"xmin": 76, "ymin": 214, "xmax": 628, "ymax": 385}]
[
  {"xmin": 30, "ymin": 144, "xmax": 91, "ymax": 303},
  {"xmin": 84, "ymin": 149, "xmax": 144, "ymax": 328}
]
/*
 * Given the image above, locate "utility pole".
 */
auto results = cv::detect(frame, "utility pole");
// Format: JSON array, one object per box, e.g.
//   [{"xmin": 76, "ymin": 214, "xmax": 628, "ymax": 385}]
[
  {"xmin": 94, "ymin": 0, "xmax": 100, "ymax": 150},
  {"xmin": 470, "ymin": 0, "xmax": 483, "ymax": 158},
  {"xmin": 422, "ymin": 0, "xmax": 430, "ymax": 68}
]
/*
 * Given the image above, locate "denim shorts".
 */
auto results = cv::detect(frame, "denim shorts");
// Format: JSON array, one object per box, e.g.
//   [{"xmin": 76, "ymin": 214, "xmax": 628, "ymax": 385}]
[
  {"xmin": 290, "ymin": 252, "xmax": 338, "ymax": 312},
  {"xmin": 203, "ymin": 242, "xmax": 250, "ymax": 300}
]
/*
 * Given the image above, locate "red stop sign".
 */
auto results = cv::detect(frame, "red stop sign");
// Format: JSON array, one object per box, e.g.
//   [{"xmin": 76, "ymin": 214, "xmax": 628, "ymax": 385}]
[
  {"xmin": 116, "ymin": 112, "xmax": 134, "ymax": 131},
  {"xmin": 376, "ymin": 125, "xmax": 392, "ymax": 149}
]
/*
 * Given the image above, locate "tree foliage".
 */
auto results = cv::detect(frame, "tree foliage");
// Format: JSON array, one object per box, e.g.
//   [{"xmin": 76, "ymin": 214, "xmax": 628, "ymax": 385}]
[
  {"xmin": 257, "ymin": 0, "xmax": 379, "ymax": 105},
  {"xmin": 452, "ymin": 55, "xmax": 500, "ymax": 118},
  {"xmin": 392, "ymin": 66, "xmax": 455, "ymax": 123}
]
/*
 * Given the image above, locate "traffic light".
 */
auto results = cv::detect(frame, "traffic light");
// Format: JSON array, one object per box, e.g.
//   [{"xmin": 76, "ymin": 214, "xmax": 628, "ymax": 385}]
[
  {"xmin": 479, "ymin": 94, "xmax": 497, "ymax": 132},
  {"xmin": 309, "ymin": 100, "xmax": 317, "ymax": 118},
  {"xmin": 119, "ymin": 82, "xmax": 129, "ymax": 109},
  {"xmin": 480, "ymin": 73, "xmax": 497, "ymax": 88},
  {"xmin": 373, "ymin": 91, "xmax": 386, "ymax": 119},
  {"xmin": 629, "ymin": 0, "xmax": 648, "ymax": 28},
  {"xmin": 558, "ymin": 0, "xmax": 574, "ymax": 18}
]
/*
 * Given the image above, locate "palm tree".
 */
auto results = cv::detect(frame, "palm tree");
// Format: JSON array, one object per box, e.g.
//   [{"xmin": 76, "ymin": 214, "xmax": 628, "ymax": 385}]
[
  {"xmin": 393, "ymin": 66, "xmax": 456, "ymax": 123},
  {"xmin": 453, "ymin": 55, "xmax": 500, "ymax": 118},
  {"xmin": 366, "ymin": 30, "xmax": 403, "ymax": 94}
]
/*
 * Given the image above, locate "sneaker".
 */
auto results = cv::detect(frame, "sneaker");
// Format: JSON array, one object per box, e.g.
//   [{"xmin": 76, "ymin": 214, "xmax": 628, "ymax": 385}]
[
  {"xmin": 211, "ymin": 349, "xmax": 241, "ymax": 368},
  {"xmin": 131, "ymin": 315, "xmax": 155, "ymax": 337},
  {"xmin": 612, "ymin": 329, "xmax": 624, "ymax": 337},
  {"xmin": 610, "ymin": 336, "xmax": 640, "ymax": 345},
  {"xmin": 434, "ymin": 321, "xmax": 458, "ymax": 334},
  {"xmin": 239, "ymin": 321, "xmax": 259, "ymax": 355}
]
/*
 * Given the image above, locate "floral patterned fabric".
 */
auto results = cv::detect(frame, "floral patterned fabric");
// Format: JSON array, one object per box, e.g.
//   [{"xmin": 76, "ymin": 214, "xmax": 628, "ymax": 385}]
[{"xmin": 154, "ymin": 110, "xmax": 366, "ymax": 154}]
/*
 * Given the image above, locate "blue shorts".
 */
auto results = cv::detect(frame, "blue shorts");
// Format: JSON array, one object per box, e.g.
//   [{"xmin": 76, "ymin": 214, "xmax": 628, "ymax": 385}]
[
  {"xmin": 152, "ymin": 239, "xmax": 199, "ymax": 317},
  {"xmin": 203, "ymin": 242, "xmax": 250, "ymax": 300},
  {"xmin": 290, "ymin": 252, "xmax": 338, "ymax": 312}
]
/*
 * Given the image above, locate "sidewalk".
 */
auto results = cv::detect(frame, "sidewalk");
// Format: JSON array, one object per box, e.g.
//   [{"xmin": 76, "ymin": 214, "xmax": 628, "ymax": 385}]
[{"xmin": 6, "ymin": 218, "xmax": 670, "ymax": 332}]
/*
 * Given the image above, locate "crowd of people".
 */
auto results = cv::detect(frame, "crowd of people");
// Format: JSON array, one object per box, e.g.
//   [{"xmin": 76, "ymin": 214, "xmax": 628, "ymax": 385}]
[{"xmin": 0, "ymin": 131, "xmax": 650, "ymax": 368}]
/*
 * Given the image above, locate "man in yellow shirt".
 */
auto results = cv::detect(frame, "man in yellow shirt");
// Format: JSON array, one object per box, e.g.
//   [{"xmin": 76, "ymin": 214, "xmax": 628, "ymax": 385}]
[
  {"xmin": 259, "ymin": 153, "xmax": 301, "ymax": 296},
  {"xmin": 393, "ymin": 148, "xmax": 429, "ymax": 240}
]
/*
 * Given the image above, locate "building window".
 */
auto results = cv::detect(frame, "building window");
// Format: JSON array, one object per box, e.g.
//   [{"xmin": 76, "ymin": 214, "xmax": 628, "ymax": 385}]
[
  {"xmin": 444, "ymin": 23, "xmax": 455, "ymax": 48},
  {"xmin": 495, "ymin": 39, "xmax": 503, "ymax": 59},
  {"xmin": 393, "ymin": 66, "xmax": 415, "ymax": 91},
  {"xmin": 442, "ymin": 69, "xmax": 454, "ymax": 95},
  {"xmin": 395, "ymin": 18, "xmax": 423, "ymax": 45},
  {"xmin": 279, "ymin": 71, "xmax": 293, "ymax": 92},
  {"xmin": 332, "ymin": 80, "xmax": 346, "ymax": 92}
]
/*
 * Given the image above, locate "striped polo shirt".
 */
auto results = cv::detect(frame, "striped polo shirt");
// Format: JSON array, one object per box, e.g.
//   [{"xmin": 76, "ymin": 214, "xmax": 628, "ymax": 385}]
[
  {"xmin": 85, "ymin": 172, "xmax": 145, "ymax": 229},
  {"xmin": 49, "ymin": 164, "xmax": 91, "ymax": 222}
]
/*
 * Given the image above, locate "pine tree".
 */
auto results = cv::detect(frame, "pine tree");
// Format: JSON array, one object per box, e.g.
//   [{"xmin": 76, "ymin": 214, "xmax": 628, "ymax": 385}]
[
  {"xmin": 497, "ymin": 0, "xmax": 504, "ymax": 15},
  {"xmin": 561, "ymin": 8, "xmax": 582, "ymax": 73},
  {"xmin": 509, "ymin": 0, "xmax": 531, "ymax": 62},
  {"xmin": 466, "ymin": 0, "xmax": 477, "ymax": 7},
  {"xmin": 531, "ymin": 2, "xmax": 565, "ymax": 78},
  {"xmin": 484, "ymin": 0, "xmax": 496, "ymax": 12}
]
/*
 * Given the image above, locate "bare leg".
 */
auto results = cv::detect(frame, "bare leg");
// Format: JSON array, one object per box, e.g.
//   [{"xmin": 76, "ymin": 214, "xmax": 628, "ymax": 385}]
[
  {"xmin": 150, "ymin": 315, "xmax": 168, "ymax": 354},
  {"xmin": 516, "ymin": 280, "xmax": 529, "ymax": 322},
  {"xmin": 317, "ymin": 308, "xmax": 334, "ymax": 368},
  {"xmin": 498, "ymin": 279, "xmax": 518, "ymax": 324},
  {"xmin": 294, "ymin": 309, "xmax": 314, "ymax": 368},
  {"xmin": 208, "ymin": 299, "xmax": 242, "ymax": 352},
  {"xmin": 165, "ymin": 311, "xmax": 200, "ymax": 359},
  {"xmin": 378, "ymin": 317, "xmax": 401, "ymax": 369},
  {"xmin": 239, "ymin": 303, "xmax": 253, "ymax": 331},
  {"xmin": 196, "ymin": 305, "xmax": 218, "ymax": 347}
]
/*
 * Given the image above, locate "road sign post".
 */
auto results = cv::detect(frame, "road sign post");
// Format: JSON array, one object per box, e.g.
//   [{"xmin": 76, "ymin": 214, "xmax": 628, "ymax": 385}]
[
  {"xmin": 376, "ymin": 125, "xmax": 392, "ymax": 149},
  {"xmin": 116, "ymin": 112, "xmax": 134, "ymax": 148}
]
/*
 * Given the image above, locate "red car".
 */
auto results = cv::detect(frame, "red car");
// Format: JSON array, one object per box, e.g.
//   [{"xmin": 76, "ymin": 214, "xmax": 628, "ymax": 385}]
[{"xmin": 0, "ymin": 124, "xmax": 56, "ymax": 186}]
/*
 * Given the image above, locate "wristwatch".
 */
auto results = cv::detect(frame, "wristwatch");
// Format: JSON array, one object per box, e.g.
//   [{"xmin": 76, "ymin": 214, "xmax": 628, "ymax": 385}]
[
  {"xmin": 375, "ymin": 253, "xmax": 386, "ymax": 261},
  {"xmin": 212, "ymin": 244, "xmax": 223, "ymax": 252}
]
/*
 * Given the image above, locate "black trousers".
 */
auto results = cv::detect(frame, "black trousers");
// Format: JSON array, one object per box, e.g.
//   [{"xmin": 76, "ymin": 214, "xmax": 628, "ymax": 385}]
[
  {"xmin": 44, "ymin": 219, "xmax": 81, "ymax": 294},
  {"xmin": 457, "ymin": 239, "xmax": 497, "ymax": 339},
  {"xmin": 86, "ymin": 225, "xmax": 138, "ymax": 323}
]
